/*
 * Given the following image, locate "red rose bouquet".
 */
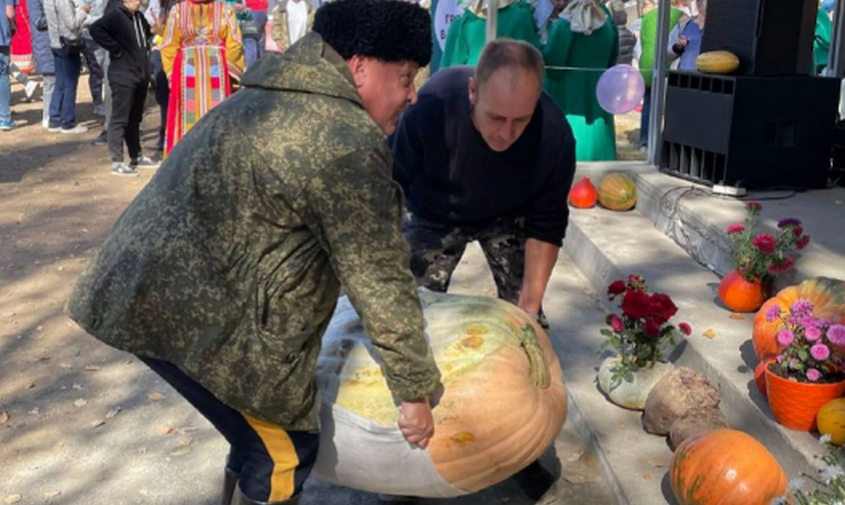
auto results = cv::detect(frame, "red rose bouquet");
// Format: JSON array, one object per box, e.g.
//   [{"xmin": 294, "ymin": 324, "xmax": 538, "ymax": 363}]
[{"xmin": 601, "ymin": 275, "xmax": 692, "ymax": 387}]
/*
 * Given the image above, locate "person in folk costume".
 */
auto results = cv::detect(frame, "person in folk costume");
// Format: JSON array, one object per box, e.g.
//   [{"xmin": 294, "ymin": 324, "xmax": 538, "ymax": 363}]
[
  {"xmin": 11, "ymin": 0, "xmax": 33, "ymax": 73},
  {"xmin": 542, "ymin": 0, "xmax": 618, "ymax": 161},
  {"xmin": 160, "ymin": 0, "xmax": 244, "ymax": 156},
  {"xmin": 440, "ymin": 0, "xmax": 540, "ymax": 68}
]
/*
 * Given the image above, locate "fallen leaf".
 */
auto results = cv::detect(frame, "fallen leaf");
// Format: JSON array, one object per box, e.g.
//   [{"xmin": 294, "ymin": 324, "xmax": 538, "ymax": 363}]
[
  {"xmin": 565, "ymin": 450, "xmax": 585, "ymax": 462},
  {"xmin": 563, "ymin": 474, "xmax": 587, "ymax": 484},
  {"xmin": 84, "ymin": 365, "xmax": 101, "ymax": 372},
  {"xmin": 169, "ymin": 447, "xmax": 191, "ymax": 457},
  {"xmin": 26, "ymin": 383, "xmax": 35, "ymax": 389},
  {"xmin": 43, "ymin": 491, "xmax": 61, "ymax": 499},
  {"xmin": 73, "ymin": 399, "xmax": 87, "ymax": 408},
  {"xmin": 0, "ymin": 412, "xmax": 8, "ymax": 424},
  {"xmin": 105, "ymin": 407, "xmax": 121, "ymax": 419},
  {"xmin": 91, "ymin": 419, "xmax": 106, "ymax": 428},
  {"xmin": 28, "ymin": 408, "xmax": 39, "ymax": 416},
  {"xmin": 147, "ymin": 391, "xmax": 165, "ymax": 401},
  {"xmin": 176, "ymin": 438, "xmax": 193, "ymax": 447},
  {"xmin": 647, "ymin": 459, "xmax": 664, "ymax": 468},
  {"xmin": 642, "ymin": 472, "xmax": 653, "ymax": 480},
  {"xmin": 729, "ymin": 313, "xmax": 745, "ymax": 320},
  {"xmin": 155, "ymin": 426, "xmax": 175, "ymax": 436},
  {"xmin": 4, "ymin": 495, "xmax": 21, "ymax": 504},
  {"xmin": 703, "ymin": 329, "xmax": 716, "ymax": 339}
]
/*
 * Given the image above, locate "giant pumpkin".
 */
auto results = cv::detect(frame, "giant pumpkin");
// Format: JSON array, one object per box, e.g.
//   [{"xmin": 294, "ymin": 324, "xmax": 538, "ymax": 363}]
[
  {"xmin": 753, "ymin": 277, "xmax": 845, "ymax": 360},
  {"xmin": 670, "ymin": 429, "xmax": 788, "ymax": 505},
  {"xmin": 312, "ymin": 290, "xmax": 567, "ymax": 497}
]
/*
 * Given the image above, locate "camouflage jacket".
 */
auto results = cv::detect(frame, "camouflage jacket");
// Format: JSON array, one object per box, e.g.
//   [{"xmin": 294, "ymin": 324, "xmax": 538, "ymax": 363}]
[{"xmin": 66, "ymin": 33, "xmax": 442, "ymax": 432}]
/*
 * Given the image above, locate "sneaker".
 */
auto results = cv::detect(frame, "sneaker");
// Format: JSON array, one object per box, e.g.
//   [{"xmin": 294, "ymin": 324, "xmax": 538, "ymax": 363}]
[
  {"xmin": 92, "ymin": 131, "xmax": 108, "ymax": 145},
  {"xmin": 60, "ymin": 125, "xmax": 89, "ymax": 134},
  {"xmin": 42, "ymin": 117, "xmax": 49, "ymax": 129},
  {"xmin": 24, "ymin": 80, "xmax": 40, "ymax": 101},
  {"xmin": 0, "ymin": 119, "xmax": 16, "ymax": 131},
  {"xmin": 130, "ymin": 156, "xmax": 160, "ymax": 170},
  {"xmin": 93, "ymin": 103, "xmax": 105, "ymax": 117},
  {"xmin": 111, "ymin": 163, "xmax": 139, "ymax": 177}
]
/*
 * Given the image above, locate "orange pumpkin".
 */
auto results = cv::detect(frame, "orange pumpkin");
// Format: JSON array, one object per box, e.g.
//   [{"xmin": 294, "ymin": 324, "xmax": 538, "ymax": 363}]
[
  {"xmin": 597, "ymin": 172, "xmax": 637, "ymax": 211},
  {"xmin": 718, "ymin": 270, "xmax": 769, "ymax": 313},
  {"xmin": 752, "ymin": 277, "xmax": 845, "ymax": 360},
  {"xmin": 568, "ymin": 177, "xmax": 598, "ymax": 208},
  {"xmin": 670, "ymin": 429, "xmax": 788, "ymax": 505}
]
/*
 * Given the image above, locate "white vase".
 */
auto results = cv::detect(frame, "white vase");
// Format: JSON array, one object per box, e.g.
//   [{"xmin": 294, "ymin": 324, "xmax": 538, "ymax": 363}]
[{"xmin": 597, "ymin": 356, "xmax": 675, "ymax": 410}]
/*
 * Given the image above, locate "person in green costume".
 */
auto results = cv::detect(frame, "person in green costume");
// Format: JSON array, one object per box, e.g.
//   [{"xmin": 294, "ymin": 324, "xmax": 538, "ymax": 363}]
[
  {"xmin": 440, "ymin": 0, "xmax": 540, "ymax": 67},
  {"xmin": 542, "ymin": 0, "xmax": 619, "ymax": 161},
  {"xmin": 813, "ymin": 5, "xmax": 832, "ymax": 75},
  {"xmin": 635, "ymin": 0, "xmax": 686, "ymax": 146}
]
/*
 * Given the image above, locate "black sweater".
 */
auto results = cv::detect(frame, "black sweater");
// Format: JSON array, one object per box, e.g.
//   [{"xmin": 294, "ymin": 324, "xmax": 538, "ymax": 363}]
[
  {"xmin": 90, "ymin": 3, "xmax": 152, "ymax": 88},
  {"xmin": 391, "ymin": 67, "xmax": 576, "ymax": 247}
]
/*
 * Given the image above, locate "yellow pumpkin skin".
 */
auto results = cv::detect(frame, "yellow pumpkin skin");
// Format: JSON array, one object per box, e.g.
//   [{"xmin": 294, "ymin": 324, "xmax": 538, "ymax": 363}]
[
  {"xmin": 818, "ymin": 399, "xmax": 845, "ymax": 445},
  {"xmin": 696, "ymin": 51, "xmax": 741, "ymax": 74},
  {"xmin": 670, "ymin": 429, "xmax": 788, "ymax": 505},
  {"xmin": 597, "ymin": 172, "xmax": 637, "ymax": 211}
]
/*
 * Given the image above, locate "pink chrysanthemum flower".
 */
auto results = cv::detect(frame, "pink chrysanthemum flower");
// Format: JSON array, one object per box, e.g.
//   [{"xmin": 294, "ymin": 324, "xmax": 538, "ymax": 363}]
[
  {"xmin": 766, "ymin": 305, "xmax": 782, "ymax": 323},
  {"xmin": 726, "ymin": 224, "xmax": 745, "ymax": 234},
  {"xmin": 777, "ymin": 329, "xmax": 795, "ymax": 347},
  {"xmin": 778, "ymin": 218, "xmax": 802, "ymax": 228},
  {"xmin": 811, "ymin": 343, "xmax": 830, "ymax": 361},
  {"xmin": 797, "ymin": 235, "xmax": 811, "ymax": 250},
  {"xmin": 828, "ymin": 325, "xmax": 845, "ymax": 347},
  {"xmin": 805, "ymin": 325, "xmax": 822, "ymax": 342},
  {"xmin": 746, "ymin": 201, "xmax": 763, "ymax": 212},
  {"xmin": 791, "ymin": 300, "xmax": 815, "ymax": 317},
  {"xmin": 807, "ymin": 368, "xmax": 821, "ymax": 382}
]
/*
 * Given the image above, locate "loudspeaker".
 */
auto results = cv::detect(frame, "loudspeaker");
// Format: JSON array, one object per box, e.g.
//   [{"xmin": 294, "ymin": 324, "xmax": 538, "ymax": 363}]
[
  {"xmin": 701, "ymin": 0, "xmax": 819, "ymax": 76},
  {"xmin": 661, "ymin": 72, "xmax": 838, "ymax": 190}
]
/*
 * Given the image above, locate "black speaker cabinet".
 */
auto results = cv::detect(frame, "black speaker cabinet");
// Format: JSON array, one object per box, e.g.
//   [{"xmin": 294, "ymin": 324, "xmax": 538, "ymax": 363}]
[
  {"xmin": 701, "ymin": 0, "xmax": 818, "ymax": 76},
  {"xmin": 661, "ymin": 71, "xmax": 838, "ymax": 190}
]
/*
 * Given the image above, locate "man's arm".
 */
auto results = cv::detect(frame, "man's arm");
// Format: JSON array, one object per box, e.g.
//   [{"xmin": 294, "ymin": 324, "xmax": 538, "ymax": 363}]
[
  {"xmin": 517, "ymin": 238, "xmax": 559, "ymax": 314},
  {"xmin": 303, "ymin": 145, "xmax": 441, "ymax": 447}
]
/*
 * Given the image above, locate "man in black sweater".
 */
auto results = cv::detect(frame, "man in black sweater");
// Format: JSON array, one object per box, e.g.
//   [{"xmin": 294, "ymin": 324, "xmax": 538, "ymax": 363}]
[
  {"xmin": 90, "ymin": 0, "xmax": 158, "ymax": 176},
  {"xmin": 391, "ymin": 39, "xmax": 576, "ymax": 330}
]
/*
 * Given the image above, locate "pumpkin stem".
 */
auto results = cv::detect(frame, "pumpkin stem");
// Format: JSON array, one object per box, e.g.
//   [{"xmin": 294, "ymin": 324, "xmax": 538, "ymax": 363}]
[{"xmin": 519, "ymin": 324, "xmax": 551, "ymax": 389}]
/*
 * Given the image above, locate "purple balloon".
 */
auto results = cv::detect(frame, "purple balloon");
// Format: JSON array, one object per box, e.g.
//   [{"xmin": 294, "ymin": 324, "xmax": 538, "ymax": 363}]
[{"xmin": 596, "ymin": 64, "xmax": 646, "ymax": 115}]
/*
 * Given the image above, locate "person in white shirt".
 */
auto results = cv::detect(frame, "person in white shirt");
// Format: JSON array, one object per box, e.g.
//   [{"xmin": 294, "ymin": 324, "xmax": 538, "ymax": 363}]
[{"xmin": 268, "ymin": 0, "xmax": 311, "ymax": 51}]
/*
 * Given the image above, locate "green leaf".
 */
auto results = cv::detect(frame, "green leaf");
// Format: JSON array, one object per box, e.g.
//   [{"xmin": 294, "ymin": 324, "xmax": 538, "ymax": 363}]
[{"xmin": 600, "ymin": 329, "xmax": 614, "ymax": 338}]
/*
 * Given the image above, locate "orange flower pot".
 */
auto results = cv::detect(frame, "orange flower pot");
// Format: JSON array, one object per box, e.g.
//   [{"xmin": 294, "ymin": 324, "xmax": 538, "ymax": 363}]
[
  {"xmin": 766, "ymin": 364, "xmax": 845, "ymax": 431},
  {"xmin": 718, "ymin": 270, "xmax": 770, "ymax": 313}
]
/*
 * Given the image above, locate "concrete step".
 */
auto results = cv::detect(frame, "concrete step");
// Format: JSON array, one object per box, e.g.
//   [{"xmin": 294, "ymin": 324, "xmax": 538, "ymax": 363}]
[
  {"xmin": 560, "ymin": 192, "xmax": 826, "ymax": 500},
  {"xmin": 569, "ymin": 162, "xmax": 845, "ymax": 288}
]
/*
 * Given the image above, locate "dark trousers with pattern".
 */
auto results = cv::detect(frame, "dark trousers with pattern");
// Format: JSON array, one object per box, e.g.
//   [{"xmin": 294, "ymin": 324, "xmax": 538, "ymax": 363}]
[
  {"xmin": 403, "ymin": 211, "xmax": 527, "ymax": 304},
  {"xmin": 141, "ymin": 357, "xmax": 319, "ymax": 502}
]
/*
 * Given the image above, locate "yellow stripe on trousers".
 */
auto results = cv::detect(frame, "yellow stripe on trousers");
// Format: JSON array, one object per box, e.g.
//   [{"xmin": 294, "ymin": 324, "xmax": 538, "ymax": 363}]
[{"xmin": 244, "ymin": 414, "xmax": 300, "ymax": 502}]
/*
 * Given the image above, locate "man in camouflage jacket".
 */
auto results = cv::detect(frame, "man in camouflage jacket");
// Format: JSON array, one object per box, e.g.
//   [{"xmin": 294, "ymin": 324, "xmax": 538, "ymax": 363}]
[{"xmin": 66, "ymin": 0, "xmax": 440, "ymax": 503}]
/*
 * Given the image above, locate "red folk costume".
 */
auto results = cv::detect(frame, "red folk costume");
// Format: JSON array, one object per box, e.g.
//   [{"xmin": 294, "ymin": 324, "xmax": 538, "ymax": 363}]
[
  {"xmin": 11, "ymin": 1, "xmax": 34, "ymax": 73},
  {"xmin": 161, "ymin": 0, "xmax": 244, "ymax": 156}
]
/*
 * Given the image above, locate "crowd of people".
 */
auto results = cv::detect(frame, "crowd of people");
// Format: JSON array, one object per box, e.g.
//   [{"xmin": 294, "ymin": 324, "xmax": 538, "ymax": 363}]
[{"xmin": 0, "ymin": 0, "xmax": 316, "ymax": 175}]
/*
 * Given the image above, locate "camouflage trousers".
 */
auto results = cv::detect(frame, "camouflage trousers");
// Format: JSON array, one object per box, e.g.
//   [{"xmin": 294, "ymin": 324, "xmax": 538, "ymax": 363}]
[{"xmin": 402, "ymin": 211, "xmax": 548, "ymax": 328}]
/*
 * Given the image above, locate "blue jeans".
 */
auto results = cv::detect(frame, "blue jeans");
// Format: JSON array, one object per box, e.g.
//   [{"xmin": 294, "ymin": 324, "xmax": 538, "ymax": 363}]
[
  {"xmin": 243, "ymin": 11, "xmax": 267, "ymax": 69},
  {"xmin": 49, "ymin": 48, "xmax": 83, "ymax": 129},
  {"xmin": 0, "ymin": 47, "xmax": 11, "ymax": 122}
]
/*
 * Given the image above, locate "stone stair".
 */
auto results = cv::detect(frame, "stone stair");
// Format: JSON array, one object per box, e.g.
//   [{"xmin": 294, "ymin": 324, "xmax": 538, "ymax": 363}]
[{"xmin": 546, "ymin": 162, "xmax": 845, "ymax": 504}]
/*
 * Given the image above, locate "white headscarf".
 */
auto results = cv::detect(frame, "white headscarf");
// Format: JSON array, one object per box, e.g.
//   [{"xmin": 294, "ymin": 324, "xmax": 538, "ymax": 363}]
[{"xmin": 560, "ymin": 0, "xmax": 607, "ymax": 35}]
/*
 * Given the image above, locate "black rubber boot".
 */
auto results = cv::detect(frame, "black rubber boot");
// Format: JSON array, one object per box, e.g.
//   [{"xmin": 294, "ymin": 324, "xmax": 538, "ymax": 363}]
[
  {"xmin": 231, "ymin": 485, "xmax": 301, "ymax": 505},
  {"xmin": 222, "ymin": 466, "xmax": 240, "ymax": 505}
]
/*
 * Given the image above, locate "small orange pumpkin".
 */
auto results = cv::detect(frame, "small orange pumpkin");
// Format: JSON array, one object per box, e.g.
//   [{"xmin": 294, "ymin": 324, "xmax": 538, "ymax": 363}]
[
  {"xmin": 597, "ymin": 172, "xmax": 637, "ymax": 211},
  {"xmin": 568, "ymin": 177, "xmax": 598, "ymax": 209},
  {"xmin": 670, "ymin": 429, "xmax": 788, "ymax": 505},
  {"xmin": 718, "ymin": 270, "xmax": 769, "ymax": 313},
  {"xmin": 752, "ymin": 277, "xmax": 845, "ymax": 360}
]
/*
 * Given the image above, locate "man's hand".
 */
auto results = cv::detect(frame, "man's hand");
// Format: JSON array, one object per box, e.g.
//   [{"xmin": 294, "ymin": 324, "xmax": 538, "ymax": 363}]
[{"xmin": 398, "ymin": 398, "xmax": 434, "ymax": 449}]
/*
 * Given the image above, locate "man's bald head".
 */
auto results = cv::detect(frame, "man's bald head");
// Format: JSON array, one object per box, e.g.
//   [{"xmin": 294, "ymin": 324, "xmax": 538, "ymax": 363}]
[{"xmin": 474, "ymin": 39, "xmax": 545, "ymax": 96}]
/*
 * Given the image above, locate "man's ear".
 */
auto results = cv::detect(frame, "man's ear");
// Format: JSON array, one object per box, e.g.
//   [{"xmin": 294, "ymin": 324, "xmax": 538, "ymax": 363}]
[
  {"xmin": 347, "ymin": 54, "xmax": 367, "ymax": 89},
  {"xmin": 468, "ymin": 76, "xmax": 477, "ymax": 105}
]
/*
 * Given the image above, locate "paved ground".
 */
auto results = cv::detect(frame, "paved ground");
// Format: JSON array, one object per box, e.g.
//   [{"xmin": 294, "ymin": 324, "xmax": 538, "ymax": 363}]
[{"xmin": 0, "ymin": 78, "xmax": 618, "ymax": 504}]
